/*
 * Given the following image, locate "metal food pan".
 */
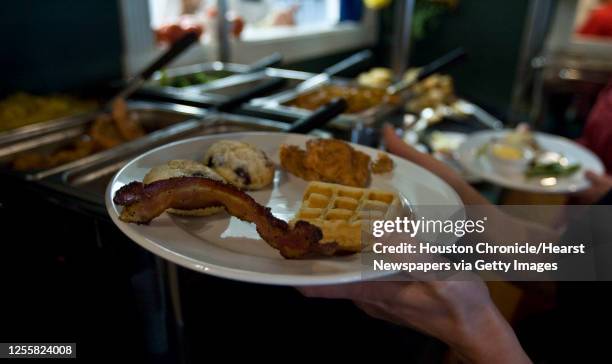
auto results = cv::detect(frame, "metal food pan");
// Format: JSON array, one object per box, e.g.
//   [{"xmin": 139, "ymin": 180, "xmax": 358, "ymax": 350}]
[
  {"xmin": 51, "ymin": 114, "xmax": 330, "ymax": 206},
  {"xmin": 247, "ymin": 79, "xmax": 401, "ymax": 130},
  {"xmin": 145, "ymin": 62, "xmax": 251, "ymax": 91},
  {"xmin": 137, "ymin": 62, "xmax": 253, "ymax": 106},
  {"xmin": 196, "ymin": 68, "xmax": 313, "ymax": 98},
  {"xmin": 0, "ymin": 109, "xmax": 101, "ymax": 146},
  {"xmin": 137, "ymin": 67, "xmax": 315, "ymax": 106},
  {"xmin": 0, "ymin": 101, "xmax": 205, "ymax": 180}
]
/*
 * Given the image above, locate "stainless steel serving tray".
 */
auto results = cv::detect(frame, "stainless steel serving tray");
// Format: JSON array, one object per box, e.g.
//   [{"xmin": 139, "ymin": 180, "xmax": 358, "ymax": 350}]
[
  {"xmin": 246, "ymin": 78, "xmax": 401, "ymax": 130},
  {"xmin": 194, "ymin": 68, "xmax": 313, "ymax": 101},
  {"xmin": 140, "ymin": 64, "xmax": 315, "ymax": 105},
  {"xmin": 44, "ymin": 114, "xmax": 330, "ymax": 206},
  {"xmin": 142, "ymin": 62, "xmax": 251, "ymax": 103},
  {"xmin": 0, "ymin": 101, "xmax": 206, "ymax": 180},
  {"xmin": 0, "ymin": 109, "xmax": 101, "ymax": 146}
]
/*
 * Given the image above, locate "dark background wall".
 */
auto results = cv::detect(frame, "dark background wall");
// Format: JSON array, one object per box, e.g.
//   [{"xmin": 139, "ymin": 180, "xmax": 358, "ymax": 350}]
[
  {"xmin": 408, "ymin": 0, "xmax": 530, "ymax": 116},
  {"xmin": 0, "ymin": 0, "xmax": 123, "ymax": 97}
]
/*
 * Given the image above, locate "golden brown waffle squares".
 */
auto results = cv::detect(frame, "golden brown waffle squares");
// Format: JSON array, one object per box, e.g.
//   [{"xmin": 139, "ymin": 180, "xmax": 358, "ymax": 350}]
[{"xmin": 291, "ymin": 181, "xmax": 400, "ymax": 253}]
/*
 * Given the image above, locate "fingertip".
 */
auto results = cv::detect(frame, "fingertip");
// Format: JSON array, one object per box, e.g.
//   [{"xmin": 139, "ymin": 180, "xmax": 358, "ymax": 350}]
[
  {"xmin": 584, "ymin": 170, "xmax": 599, "ymax": 181},
  {"xmin": 296, "ymin": 287, "xmax": 314, "ymax": 297}
]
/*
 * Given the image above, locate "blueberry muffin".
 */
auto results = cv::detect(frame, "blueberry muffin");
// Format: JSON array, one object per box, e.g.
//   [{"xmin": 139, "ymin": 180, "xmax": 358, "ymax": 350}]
[
  {"xmin": 143, "ymin": 159, "xmax": 226, "ymax": 216},
  {"xmin": 203, "ymin": 140, "xmax": 275, "ymax": 190}
]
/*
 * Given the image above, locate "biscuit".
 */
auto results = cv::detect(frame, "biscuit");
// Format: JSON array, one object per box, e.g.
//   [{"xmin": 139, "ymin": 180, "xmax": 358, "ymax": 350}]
[
  {"xmin": 203, "ymin": 140, "xmax": 274, "ymax": 190},
  {"xmin": 143, "ymin": 159, "xmax": 226, "ymax": 216}
]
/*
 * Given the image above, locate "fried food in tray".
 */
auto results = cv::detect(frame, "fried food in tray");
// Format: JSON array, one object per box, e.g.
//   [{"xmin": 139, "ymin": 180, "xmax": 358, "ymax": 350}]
[
  {"xmin": 0, "ymin": 93, "xmax": 97, "ymax": 133},
  {"xmin": 357, "ymin": 67, "xmax": 457, "ymax": 111},
  {"xmin": 357, "ymin": 67, "xmax": 393, "ymax": 89},
  {"xmin": 291, "ymin": 181, "xmax": 400, "ymax": 253},
  {"xmin": 12, "ymin": 139, "xmax": 96, "ymax": 171},
  {"xmin": 113, "ymin": 176, "xmax": 329, "ymax": 259},
  {"xmin": 286, "ymin": 85, "xmax": 400, "ymax": 114},
  {"xmin": 405, "ymin": 73, "xmax": 459, "ymax": 117},
  {"xmin": 111, "ymin": 98, "xmax": 145, "ymax": 141},
  {"xmin": 279, "ymin": 138, "xmax": 393, "ymax": 187},
  {"xmin": 357, "ymin": 67, "xmax": 467, "ymax": 122},
  {"xmin": 12, "ymin": 99, "xmax": 145, "ymax": 171}
]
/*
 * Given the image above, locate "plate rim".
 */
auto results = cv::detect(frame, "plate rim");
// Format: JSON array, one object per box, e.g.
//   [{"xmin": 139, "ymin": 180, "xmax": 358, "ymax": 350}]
[{"xmin": 106, "ymin": 131, "xmax": 464, "ymax": 285}]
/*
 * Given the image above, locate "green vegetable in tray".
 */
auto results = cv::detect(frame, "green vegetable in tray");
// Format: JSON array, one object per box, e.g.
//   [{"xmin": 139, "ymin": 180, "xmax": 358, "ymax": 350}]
[
  {"xmin": 158, "ymin": 70, "xmax": 233, "ymax": 88},
  {"xmin": 525, "ymin": 162, "xmax": 581, "ymax": 178},
  {"xmin": 193, "ymin": 72, "xmax": 209, "ymax": 84}
]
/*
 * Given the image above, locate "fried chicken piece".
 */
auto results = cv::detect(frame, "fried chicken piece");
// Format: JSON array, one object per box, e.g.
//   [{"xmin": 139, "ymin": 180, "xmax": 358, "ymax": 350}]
[
  {"xmin": 350, "ymin": 147, "xmax": 372, "ymax": 186},
  {"xmin": 113, "ymin": 177, "xmax": 331, "ymax": 258},
  {"xmin": 111, "ymin": 98, "xmax": 145, "ymax": 141},
  {"xmin": 371, "ymin": 152, "xmax": 394, "ymax": 174},
  {"xmin": 279, "ymin": 139, "xmax": 372, "ymax": 187},
  {"xmin": 279, "ymin": 144, "xmax": 322, "ymax": 181},
  {"xmin": 303, "ymin": 139, "xmax": 370, "ymax": 187}
]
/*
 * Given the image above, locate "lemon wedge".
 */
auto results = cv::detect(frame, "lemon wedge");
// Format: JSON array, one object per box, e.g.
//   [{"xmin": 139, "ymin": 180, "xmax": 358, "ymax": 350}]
[{"xmin": 491, "ymin": 144, "xmax": 523, "ymax": 161}]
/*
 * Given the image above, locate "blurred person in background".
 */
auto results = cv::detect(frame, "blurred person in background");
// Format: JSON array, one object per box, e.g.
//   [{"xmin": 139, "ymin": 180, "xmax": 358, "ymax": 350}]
[
  {"xmin": 577, "ymin": 0, "xmax": 612, "ymax": 38},
  {"xmin": 578, "ymin": 80, "xmax": 612, "ymax": 172},
  {"xmin": 573, "ymin": 79, "xmax": 612, "ymax": 202}
]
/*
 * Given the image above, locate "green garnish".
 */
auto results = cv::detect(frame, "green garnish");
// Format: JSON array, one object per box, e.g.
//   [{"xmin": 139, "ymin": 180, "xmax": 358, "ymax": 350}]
[
  {"xmin": 157, "ymin": 71, "xmax": 231, "ymax": 88},
  {"xmin": 525, "ymin": 162, "xmax": 581, "ymax": 178},
  {"xmin": 476, "ymin": 143, "xmax": 489, "ymax": 158}
]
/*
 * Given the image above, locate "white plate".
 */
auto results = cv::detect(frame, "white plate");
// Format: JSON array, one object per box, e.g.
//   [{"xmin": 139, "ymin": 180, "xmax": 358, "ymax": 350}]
[
  {"xmin": 106, "ymin": 132, "xmax": 463, "ymax": 285},
  {"xmin": 457, "ymin": 130, "xmax": 604, "ymax": 193}
]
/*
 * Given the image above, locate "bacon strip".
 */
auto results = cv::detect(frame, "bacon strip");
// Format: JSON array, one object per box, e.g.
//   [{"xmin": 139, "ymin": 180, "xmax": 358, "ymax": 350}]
[{"xmin": 113, "ymin": 177, "xmax": 331, "ymax": 258}]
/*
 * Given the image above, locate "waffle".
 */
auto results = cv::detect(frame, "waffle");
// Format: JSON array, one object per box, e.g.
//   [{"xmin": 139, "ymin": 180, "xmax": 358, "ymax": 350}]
[{"xmin": 291, "ymin": 181, "xmax": 401, "ymax": 253}]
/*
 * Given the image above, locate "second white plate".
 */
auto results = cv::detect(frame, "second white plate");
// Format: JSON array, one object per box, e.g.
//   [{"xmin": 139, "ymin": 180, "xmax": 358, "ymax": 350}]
[{"xmin": 457, "ymin": 130, "xmax": 604, "ymax": 193}]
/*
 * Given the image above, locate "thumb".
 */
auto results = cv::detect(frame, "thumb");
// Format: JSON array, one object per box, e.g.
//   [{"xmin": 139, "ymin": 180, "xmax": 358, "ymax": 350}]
[{"xmin": 382, "ymin": 124, "xmax": 422, "ymax": 162}]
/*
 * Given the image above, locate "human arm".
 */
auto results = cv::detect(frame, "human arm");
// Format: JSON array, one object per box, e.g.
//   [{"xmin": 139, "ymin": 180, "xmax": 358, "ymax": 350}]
[{"xmin": 300, "ymin": 281, "xmax": 532, "ymax": 364}]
